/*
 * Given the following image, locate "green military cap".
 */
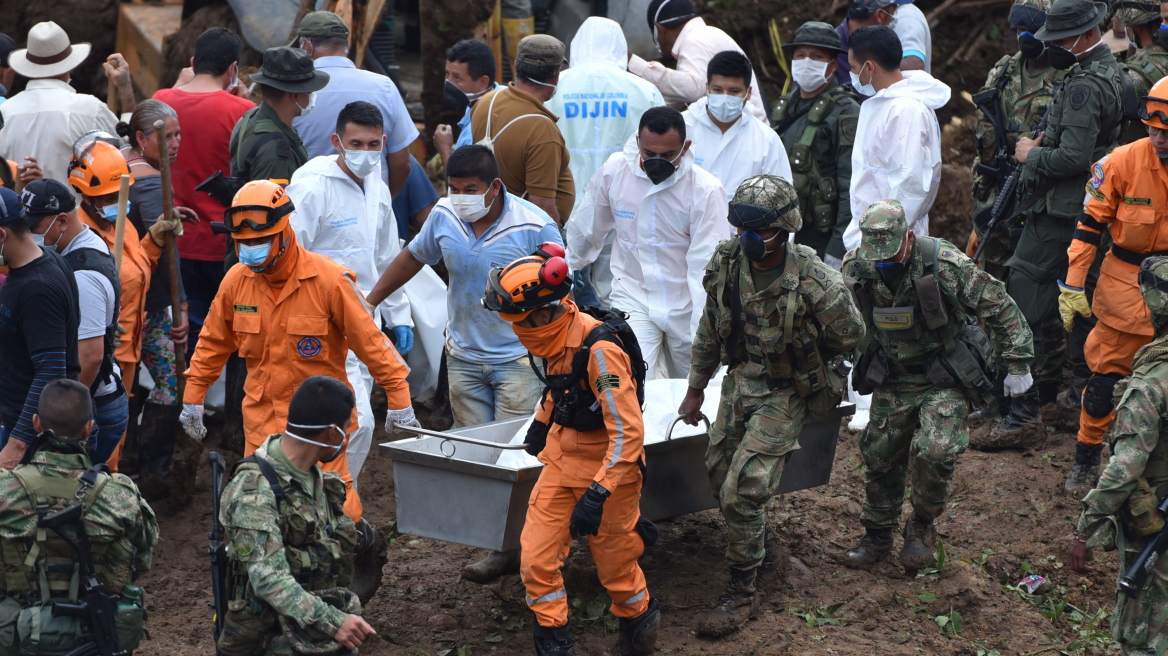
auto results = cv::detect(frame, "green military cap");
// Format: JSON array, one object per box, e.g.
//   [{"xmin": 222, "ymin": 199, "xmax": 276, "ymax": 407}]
[
  {"xmin": 729, "ymin": 175, "xmax": 803, "ymax": 232},
  {"xmin": 1034, "ymin": 0, "xmax": 1107, "ymax": 40},
  {"xmin": 1140, "ymin": 256, "xmax": 1168, "ymax": 330},
  {"xmin": 516, "ymin": 34, "xmax": 567, "ymax": 67},
  {"xmin": 858, "ymin": 199, "xmax": 908, "ymax": 261},
  {"xmin": 782, "ymin": 21, "xmax": 847, "ymax": 57},
  {"xmin": 297, "ymin": 11, "xmax": 350, "ymax": 39},
  {"xmin": 250, "ymin": 46, "xmax": 330, "ymax": 94}
]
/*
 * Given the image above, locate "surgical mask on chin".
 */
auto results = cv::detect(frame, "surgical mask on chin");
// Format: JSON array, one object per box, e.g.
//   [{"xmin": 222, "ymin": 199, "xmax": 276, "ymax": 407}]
[
  {"xmin": 791, "ymin": 58, "xmax": 830, "ymax": 92},
  {"xmin": 641, "ymin": 152, "xmax": 682, "ymax": 185},
  {"xmin": 238, "ymin": 241, "xmax": 273, "ymax": 267},
  {"xmin": 740, "ymin": 230, "xmax": 783, "ymax": 262},
  {"xmin": 449, "ymin": 184, "xmax": 495, "ymax": 222},
  {"xmin": 444, "ymin": 79, "xmax": 470, "ymax": 113},
  {"xmin": 342, "ymin": 146, "xmax": 381, "ymax": 178},
  {"xmin": 850, "ymin": 64, "xmax": 876, "ymax": 96},
  {"xmin": 284, "ymin": 425, "xmax": 346, "ymax": 463},
  {"xmin": 706, "ymin": 93, "xmax": 745, "ymax": 123},
  {"xmin": 297, "ymin": 91, "xmax": 317, "ymax": 117},
  {"xmin": 96, "ymin": 201, "xmax": 129, "ymax": 223}
]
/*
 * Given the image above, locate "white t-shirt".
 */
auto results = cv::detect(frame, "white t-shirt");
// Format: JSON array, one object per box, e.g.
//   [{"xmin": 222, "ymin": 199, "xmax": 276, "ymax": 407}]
[
  {"xmin": 62, "ymin": 228, "xmax": 120, "ymax": 396},
  {"xmin": 894, "ymin": 3, "xmax": 932, "ymax": 72}
]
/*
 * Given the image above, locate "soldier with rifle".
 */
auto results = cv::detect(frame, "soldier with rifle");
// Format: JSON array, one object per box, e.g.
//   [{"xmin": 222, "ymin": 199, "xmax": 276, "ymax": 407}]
[
  {"xmin": 1070, "ymin": 255, "xmax": 1168, "ymax": 654},
  {"xmin": 0, "ymin": 378, "xmax": 158, "ymax": 655}
]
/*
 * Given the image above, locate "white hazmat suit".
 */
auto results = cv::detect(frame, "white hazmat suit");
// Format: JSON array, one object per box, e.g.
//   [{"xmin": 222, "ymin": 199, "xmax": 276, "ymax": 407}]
[{"xmin": 683, "ymin": 97, "xmax": 793, "ymax": 200}]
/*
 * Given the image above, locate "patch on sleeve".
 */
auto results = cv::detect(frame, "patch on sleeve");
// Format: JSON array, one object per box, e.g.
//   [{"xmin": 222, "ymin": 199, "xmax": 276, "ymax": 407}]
[
  {"xmin": 1090, "ymin": 163, "xmax": 1104, "ymax": 189},
  {"xmin": 1123, "ymin": 196, "xmax": 1152, "ymax": 205},
  {"xmin": 595, "ymin": 374, "xmax": 620, "ymax": 392},
  {"xmin": 1070, "ymin": 86, "xmax": 1089, "ymax": 110},
  {"xmin": 838, "ymin": 114, "xmax": 858, "ymax": 147},
  {"xmin": 233, "ymin": 304, "xmax": 258, "ymax": 313},
  {"xmin": 1086, "ymin": 186, "xmax": 1106, "ymax": 202}
]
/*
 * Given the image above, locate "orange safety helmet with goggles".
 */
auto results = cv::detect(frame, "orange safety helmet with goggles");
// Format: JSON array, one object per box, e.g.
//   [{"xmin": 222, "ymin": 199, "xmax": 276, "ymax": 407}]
[
  {"xmin": 483, "ymin": 242, "xmax": 573, "ymax": 322},
  {"xmin": 215, "ymin": 179, "xmax": 297, "ymax": 272},
  {"xmin": 1140, "ymin": 77, "xmax": 1168, "ymax": 131}
]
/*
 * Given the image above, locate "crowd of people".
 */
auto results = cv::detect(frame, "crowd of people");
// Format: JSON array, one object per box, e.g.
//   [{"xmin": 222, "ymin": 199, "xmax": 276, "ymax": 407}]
[{"xmin": 1, "ymin": 0, "xmax": 1168, "ymax": 651}]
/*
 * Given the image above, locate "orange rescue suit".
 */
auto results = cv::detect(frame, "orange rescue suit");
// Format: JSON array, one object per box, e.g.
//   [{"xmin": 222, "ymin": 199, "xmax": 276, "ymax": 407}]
[
  {"xmin": 519, "ymin": 303, "xmax": 650, "ymax": 629},
  {"xmin": 1067, "ymin": 138, "xmax": 1168, "ymax": 444},
  {"xmin": 182, "ymin": 241, "xmax": 412, "ymax": 521}
]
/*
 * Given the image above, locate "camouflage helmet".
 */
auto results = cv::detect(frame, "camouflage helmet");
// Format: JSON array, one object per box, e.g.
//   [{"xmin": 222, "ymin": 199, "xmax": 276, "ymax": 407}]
[
  {"xmin": 1009, "ymin": 0, "xmax": 1055, "ymax": 31},
  {"xmin": 727, "ymin": 175, "xmax": 803, "ymax": 233},
  {"xmin": 857, "ymin": 199, "xmax": 908, "ymax": 261},
  {"xmin": 277, "ymin": 587, "xmax": 361, "ymax": 655},
  {"xmin": 1116, "ymin": 0, "xmax": 1160, "ymax": 26},
  {"xmin": 1139, "ymin": 256, "xmax": 1168, "ymax": 330}
]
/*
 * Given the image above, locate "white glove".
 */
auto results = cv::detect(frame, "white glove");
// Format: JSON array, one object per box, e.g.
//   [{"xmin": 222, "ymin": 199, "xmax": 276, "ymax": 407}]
[
  {"xmin": 180, "ymin": 403, "xmax": 207, "ymax": 441},
  {"xmin": 823, "ymin": 253, "xmax": 843, "ymax": 271},
  {"xmin": 1003, "ymin": 372, "xmax": 1034, "ymax": 397},
  {"xmin": 386, "ymin": 406, "xmax": 419, "ymax": 436}
]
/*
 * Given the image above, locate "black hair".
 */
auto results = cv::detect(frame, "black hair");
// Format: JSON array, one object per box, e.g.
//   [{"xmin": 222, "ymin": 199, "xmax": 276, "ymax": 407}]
[
  {"xmin": 193, "ymin": 27, "xmax": 242, "ymax": 77},
  {"xmin": 447, "ymin": 39, "xmax": 497, "ymax": 85},
  {"xmin": 646, "ymin": 0, "xmax": 696, "ymax": 29},
  {"xmin": 515, "ymin": 60, "xmax": 559, "ymax": 85},
  {"xmin": 447, "ymin": 144, "xmax": 501, "ymax": 183},
  {"xmin": 638, "ymin": 106, "xmax": 686, "ymax": 143},
  {"xmin": 260, "ymin": 84, "xmax": 287, "ymax": 104},
  {"xmin": 287, "ymin": 376, "xmax": 356, "ymax": 437},
  {"xmin": 849, "ymin": 25, "xmax": 902, "ymax": 72},
  {"xmin": 37, "ymin": 379, "xmax": 93, "ymax": 439},
  {"xmin": 706, "ymin": 50, "xmax": 752, "ymax": 85},
  {"xmin": 3, "ymin": 216, "xmax": 30, "ymax": 237},
  {"xmin": 302, "ymin": 34, "xmax": 350, "ymax": 54},
  {"xmin": 336, "ymin": 101, "xmax": 384, "ymax": 136}
]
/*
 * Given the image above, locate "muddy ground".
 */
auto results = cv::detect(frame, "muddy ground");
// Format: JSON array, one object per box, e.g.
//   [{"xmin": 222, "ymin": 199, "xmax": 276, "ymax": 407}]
[{"xmin": 136, "ymin": 398, "xmax": 1123, "ymax": 656}]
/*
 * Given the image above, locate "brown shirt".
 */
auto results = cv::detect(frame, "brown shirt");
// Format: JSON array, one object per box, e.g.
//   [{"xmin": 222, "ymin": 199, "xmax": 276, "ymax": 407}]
[{"xmin": 471, "ymin": 84, "xmax": 575, "ymax": 221}]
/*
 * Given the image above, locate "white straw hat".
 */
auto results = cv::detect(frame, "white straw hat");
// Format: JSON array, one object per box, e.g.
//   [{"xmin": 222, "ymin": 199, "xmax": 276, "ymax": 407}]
[{"xmin": 7, "ymin": 22, "xmax": 90, "ymax": 79}]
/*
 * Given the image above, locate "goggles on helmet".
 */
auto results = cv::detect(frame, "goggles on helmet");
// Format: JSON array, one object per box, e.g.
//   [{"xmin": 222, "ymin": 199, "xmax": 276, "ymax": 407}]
[
  {"xmin": 727, "ymin": 200, "xmax": 798, "ymax": 230},
  {"xmin": 1139, "ymin": 95, "xmax": 1168, "ymax": 124},
  {"xmin": 215, "ymin": 202, "xmax": 295, "ymax": 234}
]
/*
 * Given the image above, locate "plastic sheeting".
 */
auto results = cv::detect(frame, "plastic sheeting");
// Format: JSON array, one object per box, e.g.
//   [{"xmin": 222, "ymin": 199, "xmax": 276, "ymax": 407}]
[{"xmin": 402, "ymin": 265, "xmax": 448, "ymax": 403}]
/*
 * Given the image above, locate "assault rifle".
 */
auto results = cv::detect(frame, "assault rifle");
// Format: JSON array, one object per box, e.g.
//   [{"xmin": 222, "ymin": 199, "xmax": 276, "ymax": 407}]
[
  {"xmin": 972, "ymin": 81, "xmax": 1064, "ymax": 264},
  {"xmin": 208, "ymin": 452, "xmax": 228, "ymax": 654},
  {"xmin": 971, "ymin": 86, "xmax": 1012, "ymax": 189},
  {"xmin": 1120, "ymin": 494, "xmax": 1168, "ymax": 598}
]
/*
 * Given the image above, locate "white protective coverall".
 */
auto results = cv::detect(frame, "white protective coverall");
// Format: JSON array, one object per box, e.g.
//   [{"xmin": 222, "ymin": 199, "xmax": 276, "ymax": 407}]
[
  {"xmin": 683, "ymin": 97, "xmax": 793, "ymax": 201},
  {"xmin": 286, "ymin": 156, "xmax": 413, "ymax": 481},
  {"xmin": 842, "ymin": 70, "xmax": 950, "ymax": 251},
  {"xmin": 567, "ymin": 133, "xmax": 728, "ymax": 379}
]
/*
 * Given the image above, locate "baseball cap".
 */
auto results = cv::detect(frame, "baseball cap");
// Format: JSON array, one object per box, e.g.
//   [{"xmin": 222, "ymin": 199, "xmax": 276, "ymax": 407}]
[
  {"xmin": 516, "ymin": 34, "xmax": 566, "ymax": 67},
  {"xmin": 858, "ymin": 199, "xmax": 908, "ymax": 261},
  {"xmin": 0, "ymin": 187, "xmax": 25, "ymax": 225},
  {"xmin": 0, "ymin": 34, "xmax": 17, "ymax": 68},
  {"xmin": 21, "ymin": 179, "xmax": 76, "ymax": 219},
  {"xmin": 297, "ymin": 11, "xmax": 350, "ymax": 39}
]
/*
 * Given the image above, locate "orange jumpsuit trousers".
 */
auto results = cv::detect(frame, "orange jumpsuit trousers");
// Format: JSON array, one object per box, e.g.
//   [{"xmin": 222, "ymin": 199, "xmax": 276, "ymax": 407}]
[
  {"xmin": 519, "ymin": 305, "xmax": 650, "ymax": 628},
  {"xmin": 183, "ymin": 242, "xmax": 412, "ymax": 521},
  {"xmin": 1067, "ymin": 139, "xmax": 1168, "ymax": 445}
]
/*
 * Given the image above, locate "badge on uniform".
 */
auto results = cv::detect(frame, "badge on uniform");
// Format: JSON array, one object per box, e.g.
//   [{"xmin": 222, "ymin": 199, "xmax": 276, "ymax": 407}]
[
  {"xmin": 595, "ymin": 374, "xmax": 620, "ymax": 391},
  {"xmin": 297, "ymin": 337, "xmax": 322, "ymax": 357},
  {"xmin": 234, "ymin": 304, "xmax": 259, "ymax": 313},
  {"xmin": 1070, "ymin": 86, "xmax": 1088, "ymax": 110},
  {"xmin": 1090, "ymin": 163, "xmax": 1104, "ymax": 189}
]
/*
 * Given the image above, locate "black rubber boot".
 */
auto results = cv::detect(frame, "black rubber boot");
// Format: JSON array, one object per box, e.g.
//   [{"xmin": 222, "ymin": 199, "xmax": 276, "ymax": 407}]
[
  {"xmin": 135, "ymin": 403, "xmax": 182, "ymax": 501},
  {"xmin": 844, "ymin": 527, "xmax": 892, "ymax": 568},
  {"xmin": 1065, "ymin": 442, "xmax": 1104, "ymax": 497},
  {"xmin": 533, "ymin": 622, "xmax": 576, "ymax": 656},
  {"xmin": 461, "ymin": 549, "xmax": 520, "ymax": 584},
  {"xmin": 1038, "ymin": 380, "xmax": 1061, "ymax": 406},
  {"xmin": 617, "ymin": 598, "xmax": 659, "ymax": 656},
  {"xmin": 349, "ymin": 518, "xmax": 387, "ymax": 605},
  {"xmin": 971, "ymin": 370, "xmax": 1010, "ymax": 420},
  {"xmin": 695, "ymin": 567, "xmax": 759, "ymax": 637},
  {"xmin": 993, "ymin": 388, "xmax": 1041, "ymax": 436},
  {"xmin": 899, "ymin": 514, "xmax": 937, "ymax": 574},
  {"xmin": 1058, "ymin": 375, "xmax": 1087, "ymax": 410}
]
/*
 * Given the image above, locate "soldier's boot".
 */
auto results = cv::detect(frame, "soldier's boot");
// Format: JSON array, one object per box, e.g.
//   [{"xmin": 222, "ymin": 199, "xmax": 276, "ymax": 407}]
[
  {"xmin": 135, "ymin": 402, "xmax": 182, "ymax": 502},
  {"xmin": 349, "ymin": 518, "xmax": 387, "ymax": 605},
  {"xmin": 1058, "ymin": 375, "xmax": 1087, "ymax": 410},
  {"xmin": 992, "ymin": 388, "xmax": 1041, "ymax": 436},
  {"xmin": 461, "ymin": 549, "xmax": 520, "ymax": 584},
  {"xmin": 1038, "ymin": 380, "xmax": 1061, "ymax": 406},
  {"xmin": 899, "ymin": 514, "xmax": 937, "ymax": 574},
  {"xmin": 616, "ymin": 598, "xmax": 659, "ymax": 656},
  {"xmin": 1065, "ymin": 442, "xmax": 1104, "ymax": 497},
  {"xmin": 695, "ymin": 567, "xmax": 759, "ymax": 637},
  {"xmin": 533, "ymin": 622, "xmax": 576, "ymax": 656},
  {"xmin": 843, "ymin": 528, "xmax": 892, "ymax": 568},
  {"xmin": 971, "ymin": 370, "xmax": 1010, "ymax": 420}
]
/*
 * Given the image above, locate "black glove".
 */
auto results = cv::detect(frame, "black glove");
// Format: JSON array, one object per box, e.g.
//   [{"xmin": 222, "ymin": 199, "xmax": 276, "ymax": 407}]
[
  {"xmin": 569, "ymin": 485, "xmax": 609, "ymax": 538},
  {"xmin": 525, "ymin": 419, "xmax": 550, "ymax": 457}
]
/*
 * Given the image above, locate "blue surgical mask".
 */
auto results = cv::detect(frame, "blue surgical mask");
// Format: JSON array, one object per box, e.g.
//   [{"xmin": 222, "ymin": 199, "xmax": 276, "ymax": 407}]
[
  {"xmin": 238, "ymin": 241, "xmax": 272, "ymax": 267},
  {"xmin": 97, "ymin": 201, "xmax": 129, "ymax": 223}
]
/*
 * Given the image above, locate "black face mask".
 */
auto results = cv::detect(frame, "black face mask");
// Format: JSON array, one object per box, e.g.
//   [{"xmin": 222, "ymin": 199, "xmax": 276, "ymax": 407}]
[
  {"xmin": 642, "ymin": 156, "xmax": 678, "ymax": 185},
  {"xmin": 1158, "ymin": 25, "xmax": 1168, "ymax": 50},
  {"xmin": 444, "ymin": 79, "xmax": 470, "ymax": 113},
  {"xmin": 1047, "ymin": 44, "xmax": 1079, "ymax": 69},
  {"xmin": 876, "ymin": 260, "xmax": 907, "ymax": 290},
  {"xmin": 740, "ymin": 230, "xmax": 784, "ymax": 262},
  {"xmin": 1018, "ymin": 32, "xmax": 1046, "ymax": 59}
]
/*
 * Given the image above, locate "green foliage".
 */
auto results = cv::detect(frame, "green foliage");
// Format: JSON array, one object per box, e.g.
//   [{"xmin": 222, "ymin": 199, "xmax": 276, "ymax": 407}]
[{"xmin": 934, "ymin": 608, "xmax": 963, "ymax": 636}]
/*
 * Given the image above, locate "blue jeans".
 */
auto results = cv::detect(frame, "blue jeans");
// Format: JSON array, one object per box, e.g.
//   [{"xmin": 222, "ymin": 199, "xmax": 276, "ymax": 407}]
[
  {"xmin": 446, "ymin": 352, "xmax": 544, "ymax": 428},
  {"xmin": 181, "ymin": 258, "xmax": 227, "ymax": 357},
  {"xmin": 89, "ymin": 390, "xmax": 129, "ymax": 464}
]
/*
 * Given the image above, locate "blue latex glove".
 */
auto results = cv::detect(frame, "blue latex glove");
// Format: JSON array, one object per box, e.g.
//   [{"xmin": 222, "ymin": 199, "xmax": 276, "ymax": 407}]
[{"xmin": 390, "ymin": 325, "xmax": 414, "ymax": 356}]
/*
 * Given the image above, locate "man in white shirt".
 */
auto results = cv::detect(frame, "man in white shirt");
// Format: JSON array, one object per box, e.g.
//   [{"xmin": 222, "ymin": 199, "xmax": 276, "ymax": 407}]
[
  {"xmin": 683, "ymin": 50, "xmax": 792, "ymax": 201},
  {"xmin": 630, "ymin": 0, "xmax": 768, "ymax": 122},
  {"xmin": 842, "ymin": 26, "xmax": 949, "ymax": 251},
  {"xmin": 0, "ymin": 22, "xmax": 127, "ymax": 185},
  {"xmin": 286, "ymin": 101, "xmax": 413, "ymax": 482},
  {"xmin": 568, "ymin": 107, "xmax": 728, "ymax": 379}
]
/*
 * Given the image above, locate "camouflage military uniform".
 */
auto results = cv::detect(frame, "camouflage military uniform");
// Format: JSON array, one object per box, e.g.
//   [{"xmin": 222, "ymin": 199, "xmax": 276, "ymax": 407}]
[
  {"xmin": 842, "ymin": 201, "xmax": 1034, "ymax": 534},
  {"xmin": 218, "ymin": 435, "xmax": 359, "ymax": 656},
  {"xmin": 689, "ymin": 177, "xmax": 865, "ymax": 574},
  {"xmin": 1077, "ymin": 257, "xmax": 1168, "ymax": 655}
]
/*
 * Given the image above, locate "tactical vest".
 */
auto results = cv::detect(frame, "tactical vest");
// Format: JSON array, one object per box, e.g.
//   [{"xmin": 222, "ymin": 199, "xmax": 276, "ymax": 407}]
[
  {"xmin": 772, "ymin": 89, "xmax": 848, "ymax": 233},
  {"xmin": 711, "ymin": 240, "xmax": 829, "ymax": 397},
  {"xmin": 1120, "ymin": 45, "xmax": 1168, "ymax": 144},
  {"xmin": 1108, "ymin": 340, "xmax": 1168, "ymax": 536},
  {"xmin": 62, "ymin": 235, "xmax": 122, "ymax": 397}
]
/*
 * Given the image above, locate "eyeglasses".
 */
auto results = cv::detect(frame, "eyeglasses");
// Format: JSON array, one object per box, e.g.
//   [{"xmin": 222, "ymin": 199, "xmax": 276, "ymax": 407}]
[
  {"xmin": 1148, "ymin": 125, "xmax": 1168, "ymax": 139},
  {"xmin": 728, "ymin": 201, "xmax": 797, "ymax": 230}
]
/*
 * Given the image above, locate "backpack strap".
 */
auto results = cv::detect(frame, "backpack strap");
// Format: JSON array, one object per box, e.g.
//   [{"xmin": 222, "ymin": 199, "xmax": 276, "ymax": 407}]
[
  {"xmin": 726, "ymin": 243, "xmax": 744, "ymax": 369},
  {"xmin": 237, "ymin": 455, "xmax": 286, "ymax": 507},
  {"xmin": 913, "ymin": 237, "xmax": 949, "ymax": 330}
]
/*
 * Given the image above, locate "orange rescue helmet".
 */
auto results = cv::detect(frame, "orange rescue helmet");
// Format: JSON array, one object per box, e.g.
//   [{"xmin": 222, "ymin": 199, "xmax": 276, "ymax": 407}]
[
  {"xmin": 223, "ymin": 180, "xmax": 295, "ymax": 240},
  {"xmin": 1141, "ymin": 77, "xmax": 1168, "ymax": 131},
  {"xmin": 67, "ymin": 140, "xmax": 132, "ymax": 197},
  {"xmin": 482, "ymin": 242, "xmax": 572, "ymax": 322}
]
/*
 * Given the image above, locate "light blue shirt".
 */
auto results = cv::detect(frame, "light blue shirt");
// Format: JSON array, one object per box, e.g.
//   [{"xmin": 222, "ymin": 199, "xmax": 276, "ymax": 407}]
[
  {"xmin": 409, "ymin": 191, "xmax": 563, "ymax": 364},
  {"xmin": 455, "ymin": 82, "xmax": 503, "ymax": 150},
  {"xmin": 293, "ymin": 56, "xmax": 420, "ymax": 186}
]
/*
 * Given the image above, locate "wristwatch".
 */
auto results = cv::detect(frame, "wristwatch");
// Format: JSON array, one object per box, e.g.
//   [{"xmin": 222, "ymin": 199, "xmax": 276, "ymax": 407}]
[{"xmin": 590, "ymin": 482, "xmax": 611, "ymax": 497}]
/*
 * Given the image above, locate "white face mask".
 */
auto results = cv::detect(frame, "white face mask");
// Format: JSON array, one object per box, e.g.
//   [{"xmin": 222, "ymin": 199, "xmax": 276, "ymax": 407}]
[
  {"xmin": 527, "ymin": 77, "xmax": 558, "ymax": 94},
  {"xmin": 449, "ymin": 182, "xmax": 496, "ymax": 222},
  {"xmin": 850, "ymin": 62, "xmax": 876, "ymax": 96},
  {"xmin": 706, "ymin": 93, "xmax": 746, "ymax": 123},
  {"xmin": 341, "ymin": 145, "xmax": 382, "ymax": 179},
  {"xmin": 297, "ymin": 91, "xmax": 317, "ymax": 117},
  {"xmin": 792, "ymin": 58, "xmax": 830, "ymax": 92}
]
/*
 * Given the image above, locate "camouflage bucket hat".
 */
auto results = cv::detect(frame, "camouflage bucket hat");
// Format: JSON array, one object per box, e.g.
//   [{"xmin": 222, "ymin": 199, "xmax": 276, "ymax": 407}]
[
  {"xmin": 1139, "ymin": 256, "xmax": 1168, "ymax": 330},
  {"xmin": 278, "ymin": 587, "xmax": 361, "ymax": 655},
  {"xmin": 727, "ymin": 175, "xmax": 803, "ymax": 232},
  {"xmin": 858, "ymin": 199, "xmax": 908, "ymax": 261},
  {"xmin": 1115, "ymin": 0, "xmax": 1160, "ymax": 26}
]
